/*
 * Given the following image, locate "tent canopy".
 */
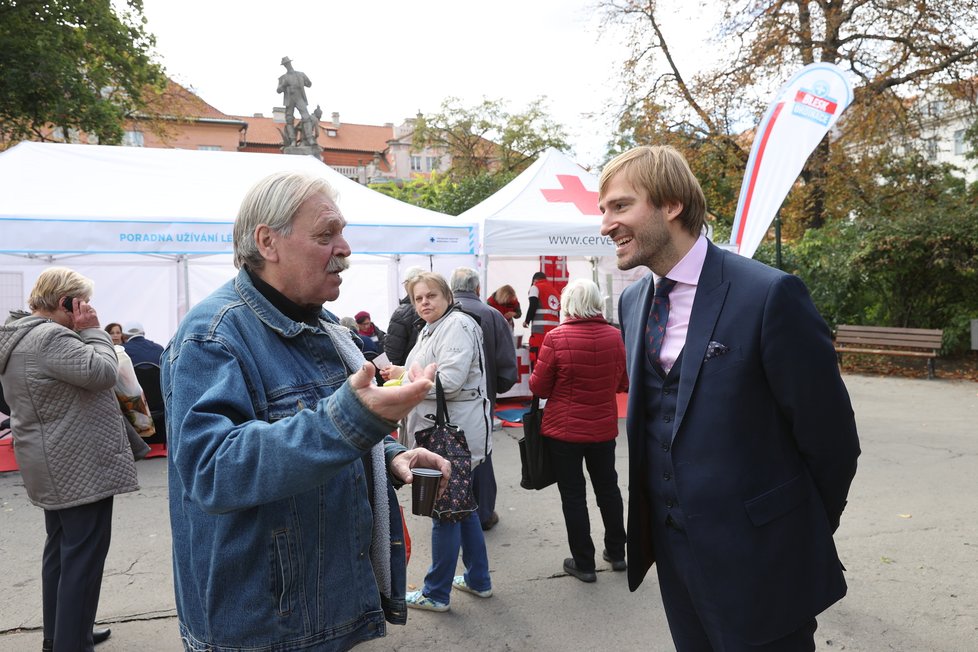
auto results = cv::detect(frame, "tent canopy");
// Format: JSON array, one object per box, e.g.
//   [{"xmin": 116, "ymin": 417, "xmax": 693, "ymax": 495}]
[
  {"xmin": 0, "ymin": 143, "xmax": 477, "ymax": 343},
  {"xmin": 462, "ymin": 148, "xmax": 647, "ymax": 328},
  {"xmin": 0, "ymin": 142, "xmax": 476, "ymax": 257},
  {"xmin": 462, "ymin": 147, "xmax": 613, "ymax": 257}
]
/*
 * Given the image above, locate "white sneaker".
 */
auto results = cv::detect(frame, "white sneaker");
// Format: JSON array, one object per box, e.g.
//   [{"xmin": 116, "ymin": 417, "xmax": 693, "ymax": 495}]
[
  {"xmin": 452, "ymin": 575, "xmax": 492, "ymax": 598},
  {"xmin": 405, "ymin": 590, "xmax": 449, "ymax": 612}
]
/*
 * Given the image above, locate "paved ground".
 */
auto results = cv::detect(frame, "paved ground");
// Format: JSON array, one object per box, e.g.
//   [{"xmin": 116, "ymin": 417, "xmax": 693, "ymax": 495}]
[{"xmin": 1, "ymin": 374, "xmax": 976, "ymax": 651}]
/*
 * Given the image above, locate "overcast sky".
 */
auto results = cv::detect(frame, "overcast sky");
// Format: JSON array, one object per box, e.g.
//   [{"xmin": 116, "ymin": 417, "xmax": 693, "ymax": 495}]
[{"xmin": 139, "ymin": 0, "xmax": 715, "ymax": 169}]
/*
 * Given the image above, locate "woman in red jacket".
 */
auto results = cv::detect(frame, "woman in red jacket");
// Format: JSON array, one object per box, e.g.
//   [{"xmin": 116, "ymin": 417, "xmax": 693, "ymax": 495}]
[
  {"xmin": 487, "ymin": 284, "xmax": 521, "ymax": 328},
  {"xmin": 528, "ymin": 279, "xmax": 629, "ymax": 583}
]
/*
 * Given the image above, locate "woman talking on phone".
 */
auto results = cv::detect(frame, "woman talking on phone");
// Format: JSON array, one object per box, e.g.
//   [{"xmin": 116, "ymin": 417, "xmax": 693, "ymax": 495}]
[{"xmin": 0, "ymin": 267, "xmax": 138, "ymax": 651}]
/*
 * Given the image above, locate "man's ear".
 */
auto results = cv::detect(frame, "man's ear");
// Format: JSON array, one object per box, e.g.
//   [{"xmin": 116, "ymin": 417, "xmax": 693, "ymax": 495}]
[
  {"xmin": 663, "ymin": 201, "xmax": 684, "ymax": 223},
  {"xmin": 255, "ymin": 225, "xmax": 279, "ymax": 263}
]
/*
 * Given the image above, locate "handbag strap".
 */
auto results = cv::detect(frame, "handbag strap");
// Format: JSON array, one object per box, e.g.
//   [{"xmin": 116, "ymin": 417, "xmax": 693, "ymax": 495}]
[{"xmin": 434, "ymin": 372, "xmax": 450, "ymax": 425}]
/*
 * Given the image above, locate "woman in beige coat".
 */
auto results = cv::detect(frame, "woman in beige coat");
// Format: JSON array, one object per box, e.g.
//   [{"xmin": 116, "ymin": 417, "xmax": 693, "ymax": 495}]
[{"xmin": 0, "ymin": 267, "xmax": 138, "ymax": 651}]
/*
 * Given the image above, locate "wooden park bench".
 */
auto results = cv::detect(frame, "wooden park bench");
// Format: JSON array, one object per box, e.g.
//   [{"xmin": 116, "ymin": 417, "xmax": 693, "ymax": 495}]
[{"xmin": 834, "ymin": 325, "xmax": 944, "ymax": 379}]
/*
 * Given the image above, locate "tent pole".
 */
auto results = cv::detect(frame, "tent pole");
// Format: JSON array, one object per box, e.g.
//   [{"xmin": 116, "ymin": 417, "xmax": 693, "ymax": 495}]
[
  {"xmin": 479, "ymin": 254, "xmax": 489, "ymax": 300},
  {"xmin": 177, "ymin": 255, "xmax": 190, "ymax": 322}
]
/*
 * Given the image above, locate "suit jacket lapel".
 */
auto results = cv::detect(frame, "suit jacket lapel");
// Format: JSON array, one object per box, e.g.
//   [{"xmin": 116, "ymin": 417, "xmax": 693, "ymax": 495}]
[
  {"xmin": 673, "ymin": 242, "xmax": 729, "ymax": 440},
  {"xmin": 625, "ymin": 275, "xmax": 654, "ymax": 440}
]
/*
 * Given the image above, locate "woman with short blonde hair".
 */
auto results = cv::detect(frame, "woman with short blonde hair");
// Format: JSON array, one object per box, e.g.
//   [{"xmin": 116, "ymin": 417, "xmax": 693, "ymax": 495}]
[{"xmin": 0, "ymin": 266, "xmax": 138, "ymax": 649}]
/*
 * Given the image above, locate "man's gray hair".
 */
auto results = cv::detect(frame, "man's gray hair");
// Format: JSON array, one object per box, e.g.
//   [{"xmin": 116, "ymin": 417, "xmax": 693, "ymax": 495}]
[
  {"xmin": 233, "ymin": 171, "xmax": 339, "ymax": 270},
  {"xmin": 450, "ymin": 266, "xmax": 480, "ymax": 293},
  {"xmin": 403, "ymin": 265, "xmax": 425, "ymax": 288},
  {"xmin": 561, "ymin": 278, "xmax": 604, "ymax": 320}
]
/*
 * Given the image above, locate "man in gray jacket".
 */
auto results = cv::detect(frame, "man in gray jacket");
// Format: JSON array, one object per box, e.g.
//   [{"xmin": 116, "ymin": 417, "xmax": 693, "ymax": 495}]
[
  {"xmin": 450, "ymin": 267, "xmax": 518, "ymax": 530},
  {"xmin": 385, "ymin": 266, "xmax": 425, "ymax": 366}
]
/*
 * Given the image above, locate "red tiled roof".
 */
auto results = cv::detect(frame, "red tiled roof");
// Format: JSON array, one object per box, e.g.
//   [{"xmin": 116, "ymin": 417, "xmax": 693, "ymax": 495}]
[
  {"xmin": 140, "ymin": 80, "xmax": 240, "ymax": 121},
  {"xmin": 235, "ymin": 114, "xmax": 394, "ymax": 153}
]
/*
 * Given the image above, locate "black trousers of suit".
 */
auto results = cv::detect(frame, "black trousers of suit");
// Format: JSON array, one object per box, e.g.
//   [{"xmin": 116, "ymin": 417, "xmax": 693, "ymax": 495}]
[
  {"xmin": 42, "ymin": 496, "xmax": 114, "ymax": 652},
  {"xmin": 652, "ymin": 517, "xmax": 817, "ymax": 652},
  {"xmin": 550, "ymin": 438, "xmax": 626, "ymax": 572}
]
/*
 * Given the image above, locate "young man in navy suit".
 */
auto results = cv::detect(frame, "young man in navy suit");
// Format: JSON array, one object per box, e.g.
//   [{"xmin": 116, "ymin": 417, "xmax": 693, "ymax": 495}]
[{"xmin": 598, "ymin": 145, "xmax": 859, "ymax": 651}]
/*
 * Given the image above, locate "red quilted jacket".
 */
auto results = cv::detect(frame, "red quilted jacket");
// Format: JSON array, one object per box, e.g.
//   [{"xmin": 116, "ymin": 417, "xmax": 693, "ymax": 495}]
[{"xmin": 528, "ymin": 317, "xmax": 628, "ymax": 443}]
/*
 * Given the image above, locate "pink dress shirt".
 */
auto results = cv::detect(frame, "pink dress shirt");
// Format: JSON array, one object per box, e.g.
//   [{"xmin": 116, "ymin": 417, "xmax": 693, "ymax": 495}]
[{"xmin": 656, "ymin": 236, "xmax": 708, "ymax": 374}]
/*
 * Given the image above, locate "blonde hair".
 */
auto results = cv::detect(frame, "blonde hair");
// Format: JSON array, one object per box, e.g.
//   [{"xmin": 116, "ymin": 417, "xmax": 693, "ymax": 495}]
[
  {"xmin": 407, "ymin": 272, "xmax": 453, "ymax": 306},
  {"xmin": 28, "ymin": 267, "xmax": 94, "ymax": 312},
  {"xmin": 233, "ymin": 171, "xmax": 339, "ymax": 270},
  {"xmin": 493, "ymin": 284, "xmax": 516, "ymax": 303},
  {"xmin": 599, "ymin": 145, "xmax": 707, "ymax": 237},
  {"xmin": 560, "ymin": 279, "xmax": 604, "ymax": 320}
]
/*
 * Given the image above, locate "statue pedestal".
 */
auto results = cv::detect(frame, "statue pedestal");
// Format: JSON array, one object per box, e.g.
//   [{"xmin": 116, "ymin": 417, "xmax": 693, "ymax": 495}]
[{"xmin": 283, "ymin": 145, "xmax": 322, "ymax": 157}]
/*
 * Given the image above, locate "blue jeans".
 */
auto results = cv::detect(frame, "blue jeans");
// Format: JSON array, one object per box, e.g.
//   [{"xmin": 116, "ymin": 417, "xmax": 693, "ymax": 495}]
[{"xmin": 423, "ymin": 513, "xmax": 490, "ymax": 604}]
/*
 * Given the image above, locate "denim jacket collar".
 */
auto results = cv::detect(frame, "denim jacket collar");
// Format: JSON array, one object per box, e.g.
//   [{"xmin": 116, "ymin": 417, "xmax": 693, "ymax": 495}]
[{"xmin": 233, "ymin": 269, "xmax": 339, "ymax": 338}]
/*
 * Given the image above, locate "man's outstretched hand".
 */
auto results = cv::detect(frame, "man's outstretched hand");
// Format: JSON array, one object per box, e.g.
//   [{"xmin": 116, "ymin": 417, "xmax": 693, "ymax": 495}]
[{"xmin": 349, "ymin": 361, "xmax": 436, "ymax": 423}]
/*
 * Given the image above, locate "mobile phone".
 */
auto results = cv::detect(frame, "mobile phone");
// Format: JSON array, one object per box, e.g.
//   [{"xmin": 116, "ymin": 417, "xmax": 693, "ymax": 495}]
[{"xmin": 62, "ymin": 296, "xmax": 75, "ymax": 312}]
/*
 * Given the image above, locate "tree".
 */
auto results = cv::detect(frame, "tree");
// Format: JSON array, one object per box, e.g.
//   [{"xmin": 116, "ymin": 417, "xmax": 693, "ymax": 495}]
[
  {"xmin": 371, "ymin": 170, "xmax": 518, "ymax": 216},
  {"xmin": 0, "ymin": 0, "xmax": 165, "ymax": 148},
  {"xmin": 759, "ymin": 153, "xmax": 978, "ymax": 351},
  {"xmin": 413, "ymin": 97, "xmax": 570, "ymax": 178},
  {"xmin": 601, "ymin": 0, "xmax": 978, "ymax": 232}
]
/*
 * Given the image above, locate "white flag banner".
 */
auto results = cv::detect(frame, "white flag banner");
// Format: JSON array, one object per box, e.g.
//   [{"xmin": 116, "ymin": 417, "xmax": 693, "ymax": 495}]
[{"xmin": 730, "ymin": 62, "xmax": 853, "ymax": 258}]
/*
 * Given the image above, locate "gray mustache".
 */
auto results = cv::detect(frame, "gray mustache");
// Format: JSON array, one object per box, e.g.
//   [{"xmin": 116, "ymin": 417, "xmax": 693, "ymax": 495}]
[{"xmin": 326, "ymin": 256, "xmax": 350, "ymax": 273}]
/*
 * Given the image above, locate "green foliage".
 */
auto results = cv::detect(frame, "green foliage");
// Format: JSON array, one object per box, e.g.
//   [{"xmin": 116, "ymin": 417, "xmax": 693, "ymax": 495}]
[
  {"xmin": 386, "ymin": 97, "xmax": 566, "ymax": 215},
  {"xmin": 414, "ymin": 97, "xmax": 569, "ymax": 178},
  {"xmin": 370, "ymin": 171, "xmax": 517, "ymax": 216},
  {"xmin": 0, "ymin": 0, "xmax": 165, "ymax": 146},
  {"xmin": 767, "ymin": 156, "xmax": 978, "ymax": 352}
]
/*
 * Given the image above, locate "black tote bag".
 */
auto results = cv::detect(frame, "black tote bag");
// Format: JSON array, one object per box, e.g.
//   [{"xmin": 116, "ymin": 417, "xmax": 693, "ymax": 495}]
[
  {"xmin": 413, "ymin": 374, "xmax": 478, "ymax": 522},
  {"xmin": 519, "ymin": 396, "xmax": 556, "ymax": 490}
]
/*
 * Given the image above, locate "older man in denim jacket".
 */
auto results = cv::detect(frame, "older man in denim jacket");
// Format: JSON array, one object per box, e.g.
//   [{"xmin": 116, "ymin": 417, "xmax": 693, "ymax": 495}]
[{"xmin": 162, "ymin": 172, "xmax": 449, "ymax": 652}]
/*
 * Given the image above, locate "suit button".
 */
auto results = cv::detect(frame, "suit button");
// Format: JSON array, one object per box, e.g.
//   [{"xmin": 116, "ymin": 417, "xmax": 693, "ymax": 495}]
[
  {"xmin": 661, "ymin": 443, "xmax": 670, "ymax": 452},
  {"xmin": 666, "ymin": 500, "xmax": 674, "ymax": 508},
  {"xmin": 663, "ymin": 415, "xmax": 672, "ymax": 423},
  {"xmin": 663, "ymin": 472, "xmax": 671, "ymax": 481},
  {"xmin": 663, "ymin": 389, "xmax": 672, "ymax": 395}
]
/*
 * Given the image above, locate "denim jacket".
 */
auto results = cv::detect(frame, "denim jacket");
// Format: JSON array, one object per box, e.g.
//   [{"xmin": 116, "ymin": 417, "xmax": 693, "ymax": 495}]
[{"xmin": 162, "ymin": 270, "xmax": 408, "ymax": 651}]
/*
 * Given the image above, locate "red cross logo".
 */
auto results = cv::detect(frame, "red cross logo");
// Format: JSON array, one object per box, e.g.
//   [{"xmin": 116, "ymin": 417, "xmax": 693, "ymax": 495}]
[
  {"xmin": 516, "ymin": 356, "xmax": 531, "ymax": 382},
  {"xmin": 540, "ymin": 175, "xmax": 600, "ymax": 215}
]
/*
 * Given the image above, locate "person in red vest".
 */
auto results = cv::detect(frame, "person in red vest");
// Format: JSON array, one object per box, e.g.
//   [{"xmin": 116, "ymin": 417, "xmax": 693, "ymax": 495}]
[{"xmin": 523, "ymin": 272, "xmax": 560, "ymax": 367}]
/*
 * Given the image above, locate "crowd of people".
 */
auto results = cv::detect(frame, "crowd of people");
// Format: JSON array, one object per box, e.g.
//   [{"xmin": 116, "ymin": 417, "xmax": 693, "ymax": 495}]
[{"xmin": 0, "ymin": 144, "xmax": 859, "ymax": 652}]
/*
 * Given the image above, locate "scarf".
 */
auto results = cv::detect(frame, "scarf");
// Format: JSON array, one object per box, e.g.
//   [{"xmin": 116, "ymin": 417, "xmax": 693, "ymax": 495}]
[{"xmin": 321, "ymin": 320, "xmax": 392, "ymax": 599}]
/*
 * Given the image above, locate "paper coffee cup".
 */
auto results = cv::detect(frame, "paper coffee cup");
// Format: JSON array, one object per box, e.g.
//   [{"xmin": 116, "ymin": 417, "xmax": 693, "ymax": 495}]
[{"xmin": 411, "ymin": 468, "xmax": 443, "ymax": 516}]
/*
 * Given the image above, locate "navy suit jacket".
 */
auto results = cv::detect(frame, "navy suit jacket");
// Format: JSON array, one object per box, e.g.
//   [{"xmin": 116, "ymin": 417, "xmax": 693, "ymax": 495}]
[{"xmin": 620, "ymin": 241, "xmax": 860, "ymax": 644}]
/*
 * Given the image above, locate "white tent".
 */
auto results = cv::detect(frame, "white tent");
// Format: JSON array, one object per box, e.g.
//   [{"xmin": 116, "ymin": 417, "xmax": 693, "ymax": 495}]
[
  {"xmin": 0, "ymin": 142, "xmax": 477, "ymax": 343},
  {"xmin": 460, "ymin": 148, "xmax": 644, "ymax": 323}
]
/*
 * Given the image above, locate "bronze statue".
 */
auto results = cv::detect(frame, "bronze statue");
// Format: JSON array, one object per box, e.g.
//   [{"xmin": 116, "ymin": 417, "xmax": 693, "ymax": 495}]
[{"xmin": 277, "ymin": 56, "xmax": 319, "ymax": 149}]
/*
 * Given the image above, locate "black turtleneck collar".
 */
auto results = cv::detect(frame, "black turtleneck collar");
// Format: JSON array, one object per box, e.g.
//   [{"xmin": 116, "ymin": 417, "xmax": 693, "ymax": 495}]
[{"xmin": 245, "ymin": 268, "xmax": 321, "ymax": 327}]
